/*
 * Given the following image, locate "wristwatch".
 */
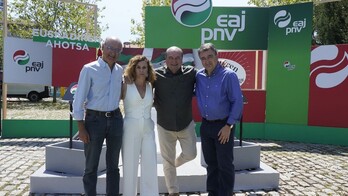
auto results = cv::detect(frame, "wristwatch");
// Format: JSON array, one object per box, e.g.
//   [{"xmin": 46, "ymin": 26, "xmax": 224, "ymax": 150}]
[{"xmin": 226, "ymin": 123, "xmax": 232, "ymax": 127}]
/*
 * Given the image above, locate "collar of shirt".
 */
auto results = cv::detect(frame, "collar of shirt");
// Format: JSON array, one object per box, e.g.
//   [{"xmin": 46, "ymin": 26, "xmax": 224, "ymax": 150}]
[
  {"xmin": 164, "ymin": 64, "xmax": 184, "ymax": 76},
  {"xmin": 98, "ymin": 57, "xmax": 115, "ymax": 70},
  {"xmin": 201, "ymin": 63, "xmax": 223, "ymax": 76}
]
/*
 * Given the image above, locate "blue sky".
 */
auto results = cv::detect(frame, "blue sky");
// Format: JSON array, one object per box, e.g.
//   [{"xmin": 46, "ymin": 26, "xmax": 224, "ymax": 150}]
[{"xmin": 97, "ymin": 0, "xmax": 253, "ymax": 42}]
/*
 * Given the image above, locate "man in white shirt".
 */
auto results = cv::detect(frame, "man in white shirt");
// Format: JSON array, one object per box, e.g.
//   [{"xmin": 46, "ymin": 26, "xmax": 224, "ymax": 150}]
[{"xmin": 73, "ymin": 36, "xmax": 124, "ymax": 196}]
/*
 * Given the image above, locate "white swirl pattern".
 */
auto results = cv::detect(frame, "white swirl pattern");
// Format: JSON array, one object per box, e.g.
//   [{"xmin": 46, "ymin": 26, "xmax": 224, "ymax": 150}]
[
  {"xmin": 310, "ymin": 45, "xmax": 348, "ymax": 88},
  {"xmin": 172, "ymin": 0, "xmax": 211, "ymax": 26},
  {"xmin": 13, "ymin": 53, "xmax": 29, "ymax": 64},
  {"xmin": 172, "ymin": 0, "xmax": 209, "ymax": 13},
  {"xmin": 311, "ymin": 45, "xmax": 338, "ymax": 64},
  {"xmin": 274, "ymin": 10, "xmax": 291, "ymax": 28}
]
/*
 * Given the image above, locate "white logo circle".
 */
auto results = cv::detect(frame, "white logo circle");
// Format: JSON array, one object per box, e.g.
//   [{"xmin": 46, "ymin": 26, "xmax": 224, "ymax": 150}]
[
  {"xmin": 274, "ymin": 10, "xmax": 291, "ymax": 28},
  {"xmin": 171, "ymin": 0, "xmax": 212, "ymax": 27}
]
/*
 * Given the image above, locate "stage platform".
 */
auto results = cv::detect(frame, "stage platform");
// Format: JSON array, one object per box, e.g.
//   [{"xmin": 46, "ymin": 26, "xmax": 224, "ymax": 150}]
[
  {"xmin": 31, "ymin": 109, "xmax": 279, "ymax": 194},
  {"xmin": 31, "ymin": 139, "xmax": 279, "ymax": 194}
]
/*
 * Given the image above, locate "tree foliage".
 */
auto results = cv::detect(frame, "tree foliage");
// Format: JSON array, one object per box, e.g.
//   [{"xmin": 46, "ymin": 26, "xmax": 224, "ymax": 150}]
[
  {"xmin": 314, "ymin": 0, "xmax": 348, "ymax": 44},
  {"xmin": 248, "ymin": 0, "xmax": 309, "ymax": 7},
  {"xmin": 7, "ymin": 0, "xmax": 105, "ymax": 38},
  {"xmin": 0, "ymin": 0, "xmax": 106, "ymax": 67}
]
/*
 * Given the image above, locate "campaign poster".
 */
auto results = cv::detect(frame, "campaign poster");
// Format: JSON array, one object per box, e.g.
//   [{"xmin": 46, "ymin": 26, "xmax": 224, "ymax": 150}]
[{"xmin": 4, "ymin": 37, "xmax": 52, "ymax": 85}]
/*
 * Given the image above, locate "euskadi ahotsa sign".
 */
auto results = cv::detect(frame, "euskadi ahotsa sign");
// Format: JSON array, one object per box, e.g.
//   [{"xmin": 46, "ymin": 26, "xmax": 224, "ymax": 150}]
[{"xmin": 32, "ymin": 28, "xmax": 100, "ymax": 50}]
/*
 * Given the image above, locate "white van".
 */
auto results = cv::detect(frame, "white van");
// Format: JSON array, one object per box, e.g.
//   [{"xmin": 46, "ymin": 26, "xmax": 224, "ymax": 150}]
[
  {"xmin": 7, "ymin": 84, "xmax": 49, "ymax": 102},
  {"xmin": 6, "ymin": 83, "xmax": 50, "ymax": 102},
  {"xmin": 0, "ymin": 70, "xmax": 50, "ymax": 102}
]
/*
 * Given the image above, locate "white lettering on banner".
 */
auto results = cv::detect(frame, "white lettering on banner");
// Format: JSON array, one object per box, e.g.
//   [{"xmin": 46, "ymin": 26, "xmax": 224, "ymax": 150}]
[
  {"xmin": 32, "ymin": 28, "xmax": 100, "ymax": 51},
  {"xmin": 46, "ymin": 40, "xmax": 89, "ymax": 51},
  {"xmin": 285, "ymin": 19, "xmax": 306, "ymax": 35},
  {"xmin": 32, "ymin": 29, "xmax": 39, "ymax": 37},
  {"xmin": 70, "ymin": 33, "xmax": 77, "ymax": 40},
  {"xmin": 201, "ymin": 10, "xmax": 246, "ymax": 43},
  {"xmin": 201, "ymin": 28, "xmax": 238, "ymax": 42},
  {"xmin": 217, "ymin": 14, "xmax": 245, "ymax": 30},
  {"xmin": 32, "ymin": 29, "xmax": 100, "ymax": 42}
]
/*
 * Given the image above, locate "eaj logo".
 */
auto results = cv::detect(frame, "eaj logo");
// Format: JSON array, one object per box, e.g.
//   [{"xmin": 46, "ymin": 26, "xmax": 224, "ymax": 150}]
[
  {"xmin": 13, "ymin": 50, "xmax": 44, "ymax": 73},
  {"xmin": 71, "ymin": 84, "xmax": 78, "ymax": 94},
  {"xmin": 13, "ymin": 50, "xmax": 30, "ymax": 65},
  {"xmin": 274, "ymin": 10, "xmax": 306, "ymax": 35},
  {"xmin": 274, "ymin": 10, "xmax": 291, "ymax": 28},
  {"xmin": 283, "ymin": 61, "xmax": 295, "ymax": 71},
  {"xmin": 171, "ymin": 0, "xmax": 212, "ymax": 27}
]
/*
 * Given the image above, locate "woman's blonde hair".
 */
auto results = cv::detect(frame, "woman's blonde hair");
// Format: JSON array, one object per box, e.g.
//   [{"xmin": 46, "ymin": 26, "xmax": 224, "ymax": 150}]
[{"xmin": 124, "ymin": 55, "xmax": 156, "ymax": 84}]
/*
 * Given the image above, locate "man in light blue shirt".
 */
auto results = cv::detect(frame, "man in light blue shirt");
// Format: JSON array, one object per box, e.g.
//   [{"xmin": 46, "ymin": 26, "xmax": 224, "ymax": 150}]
[
  {"xmin": 196, "ymin": 43, "xmax": 243, "ymax": 196},
  {"xmin": 73, "ymin": 36, "xmax": 124, "ymax": 196}
]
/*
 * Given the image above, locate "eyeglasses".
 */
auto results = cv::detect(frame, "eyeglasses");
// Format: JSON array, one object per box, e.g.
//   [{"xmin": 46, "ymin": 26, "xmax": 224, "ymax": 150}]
[{"xmin": 104, "ymin": 44, "xmax": 122, "ymax": 53}]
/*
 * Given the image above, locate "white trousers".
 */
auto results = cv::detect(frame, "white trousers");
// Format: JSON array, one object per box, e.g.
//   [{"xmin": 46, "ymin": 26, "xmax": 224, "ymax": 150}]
[
  {"xmin": 122, "ymin": 117, "xmax": 159, "ymax": 196},
  {"xmin": 157, "ymin": 120, "xmax": 197, "ymax": 194}
]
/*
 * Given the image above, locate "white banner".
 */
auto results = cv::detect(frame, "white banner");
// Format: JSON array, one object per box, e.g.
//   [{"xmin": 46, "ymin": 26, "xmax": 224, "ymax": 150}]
[{"xmin": 4, "ymin": 37, "xmax": 52, "ymax": 85}]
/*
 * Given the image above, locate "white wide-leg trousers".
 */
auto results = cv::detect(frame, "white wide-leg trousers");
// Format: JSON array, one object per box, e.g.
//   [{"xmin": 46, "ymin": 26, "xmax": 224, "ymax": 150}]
[{"xmin": 122, "ymin": 118, "xmax": 158, "ymax": 196}]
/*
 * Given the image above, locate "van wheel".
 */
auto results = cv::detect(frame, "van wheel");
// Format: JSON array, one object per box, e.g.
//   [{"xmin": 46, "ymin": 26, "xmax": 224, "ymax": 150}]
[{"xmin": 28, "ymin": 92, "xmax": 40, "ymax": 102}]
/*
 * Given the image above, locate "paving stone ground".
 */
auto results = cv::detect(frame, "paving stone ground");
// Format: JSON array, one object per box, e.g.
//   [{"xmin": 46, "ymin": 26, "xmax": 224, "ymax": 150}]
[{"xmin": 0, "ymin": 138, "xmax": 347, "ymax": 196}]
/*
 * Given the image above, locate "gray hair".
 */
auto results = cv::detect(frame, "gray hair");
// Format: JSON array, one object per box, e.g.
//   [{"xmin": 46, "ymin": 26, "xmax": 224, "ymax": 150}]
[
  {"xmin": 102, "ymin": 36, "xmax": 123, "ymax": 48},
  {"xmin": 198, "ymin": 43, "xmax": 218, "ymax": 55}
]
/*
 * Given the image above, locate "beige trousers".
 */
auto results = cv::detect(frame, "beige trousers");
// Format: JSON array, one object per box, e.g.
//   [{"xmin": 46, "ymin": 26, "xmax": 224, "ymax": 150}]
[{"xmin": 157, "ymin": 120, "xmax": 197, "ymax": 194}]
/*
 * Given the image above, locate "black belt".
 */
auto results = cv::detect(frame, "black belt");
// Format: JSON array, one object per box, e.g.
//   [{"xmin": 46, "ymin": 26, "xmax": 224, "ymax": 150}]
[
  {"xmin": 86, "ymin": 108, "xmax": 119, "ymax": 118},
  {"xmin": 202, "ymin": 117, "xmax": 228, "ymax": 123}
]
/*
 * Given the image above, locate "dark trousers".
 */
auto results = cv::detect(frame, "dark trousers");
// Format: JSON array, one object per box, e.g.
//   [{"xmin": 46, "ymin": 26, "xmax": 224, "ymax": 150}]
[
  {"xmin": 200, "ymin": 119, "xmax": 235, "ymax": 196},
  {"xmin": 83, "ymin": 109, "xmax": 123, "ymax": 196}
]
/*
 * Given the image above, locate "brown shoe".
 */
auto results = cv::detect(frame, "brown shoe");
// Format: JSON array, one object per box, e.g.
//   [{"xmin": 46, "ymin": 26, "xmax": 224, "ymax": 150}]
[{"xmin": 168, "ymin": 193, "xmax": 180, "ymax": 196}]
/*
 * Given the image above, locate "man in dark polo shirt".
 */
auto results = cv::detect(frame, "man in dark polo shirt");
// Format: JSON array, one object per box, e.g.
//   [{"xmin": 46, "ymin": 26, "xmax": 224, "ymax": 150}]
[{"xmin": 154, "ymin": 46, "xmax": 197, "ymax": 196}]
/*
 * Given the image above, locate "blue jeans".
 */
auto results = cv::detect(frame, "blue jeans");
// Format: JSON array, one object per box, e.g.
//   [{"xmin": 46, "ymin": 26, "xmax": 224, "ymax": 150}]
[
  {"xmin": 200, "ymin": 119, "xmax": 235, "ymax": 196},
  {"xmin": 83, "ymin": 109, "xmax": 123, "ymax": 196}
]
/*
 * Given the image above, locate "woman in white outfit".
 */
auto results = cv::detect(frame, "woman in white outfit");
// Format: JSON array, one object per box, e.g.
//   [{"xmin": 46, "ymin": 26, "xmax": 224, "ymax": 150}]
[{"xmin": 121, "ymin": 55, "xmax": 158, "ymax": 196}]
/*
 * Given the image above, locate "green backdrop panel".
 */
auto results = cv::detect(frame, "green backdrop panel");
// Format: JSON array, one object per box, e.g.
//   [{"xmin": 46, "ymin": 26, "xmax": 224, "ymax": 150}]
[
  {"xmin": 195, "ymin": 122, "xmax": 201, "ymax": 137},
  {"xmin": 2, "ymin": 119, "xmax": 78, "ymax": 138},
  {"xmin": 235, "ymin": 123, "xmax": 265, "ymax": 139},
  {"xmin": 264, "ymin": 123, "xmax": 348, "ymax": 146},
  {"xmin": 2, "ymin": 120, "xmax": 347, "ymax": 146},
  {"xmin": 145, "ymin": 6, "xmax": 269, "ymax": 50},
  {"xmin": 195, "ymin": 121, "xmax": 347, "ymax": 146},
  {"xmin": 266, "ymin": 3, "xmax": 313, "ymax": 125}
]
